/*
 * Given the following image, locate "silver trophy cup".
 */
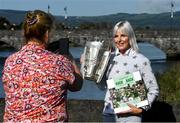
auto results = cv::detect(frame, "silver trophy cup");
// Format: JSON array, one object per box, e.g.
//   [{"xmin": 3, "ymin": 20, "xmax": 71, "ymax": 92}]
[{"xmin": 81, "ymin": 41, "xmax": 111, "ymax": 83}]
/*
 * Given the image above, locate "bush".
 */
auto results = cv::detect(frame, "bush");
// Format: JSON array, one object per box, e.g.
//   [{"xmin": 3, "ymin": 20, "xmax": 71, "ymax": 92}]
[{"xmin": 157, "ymin": 62, "xmax": 180, "ymax": 103}]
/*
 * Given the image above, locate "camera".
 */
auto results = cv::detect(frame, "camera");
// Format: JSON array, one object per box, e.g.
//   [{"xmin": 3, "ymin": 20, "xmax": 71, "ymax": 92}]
[{"xmin": 47, "ymin": 38, "xmax": 69, "ymax": 55}]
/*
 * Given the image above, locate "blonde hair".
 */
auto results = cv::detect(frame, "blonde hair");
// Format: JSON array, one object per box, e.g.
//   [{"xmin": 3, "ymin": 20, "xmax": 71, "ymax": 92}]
[
  {"xmin": 113, "ymin": 21, "xmax": 139, "ymax": 52},
  {"xmin": 23, "ymin": 10, "xmax": 53, "ymax": 44}
]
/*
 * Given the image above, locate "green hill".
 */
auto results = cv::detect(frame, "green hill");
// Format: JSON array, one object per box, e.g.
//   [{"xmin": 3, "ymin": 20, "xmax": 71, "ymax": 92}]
[
  {"xmin": 0, "ymin": 9, "xmax": 180, "ymax": 29},
  {"xmin": 0, "ymin": 9, "xmax": 27, "ymax": 24}
]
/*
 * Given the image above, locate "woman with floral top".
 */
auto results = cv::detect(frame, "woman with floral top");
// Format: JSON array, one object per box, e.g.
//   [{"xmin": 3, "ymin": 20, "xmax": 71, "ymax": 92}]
[
  {"xmin": 102, "ymin": 21, "xmax": 159, "ymax": 122},
  {"xmin": 2, "ymin": 10, "xmax": 83, "ymax": 122}
]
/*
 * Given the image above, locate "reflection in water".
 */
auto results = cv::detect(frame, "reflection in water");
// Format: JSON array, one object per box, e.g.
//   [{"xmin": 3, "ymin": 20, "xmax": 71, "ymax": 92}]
[{"xmin": 138, "ymin": 42, "xmax": 166, "ymax": 61}]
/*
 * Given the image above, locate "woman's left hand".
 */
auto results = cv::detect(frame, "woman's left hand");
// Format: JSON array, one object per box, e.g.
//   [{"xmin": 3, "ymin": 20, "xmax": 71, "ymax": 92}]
[{"xmin": 127, "ymin": 103, "xmax": 143, "ymax": 115}]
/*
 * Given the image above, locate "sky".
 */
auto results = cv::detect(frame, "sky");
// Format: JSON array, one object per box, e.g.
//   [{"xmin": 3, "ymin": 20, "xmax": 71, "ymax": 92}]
[{"xmin": 0, "ymin": 0, "xmax": 180, "ymax": 16}]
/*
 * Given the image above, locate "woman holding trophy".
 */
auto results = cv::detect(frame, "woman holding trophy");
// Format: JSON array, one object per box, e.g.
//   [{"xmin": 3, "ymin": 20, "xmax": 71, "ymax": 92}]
[
  {"xmin": 102, "ymin": 21, "xmax": 159, "ymax": 122},
  {"xmin": 81, "ymin": 21, "xmax": 159, "ymax": 122}
]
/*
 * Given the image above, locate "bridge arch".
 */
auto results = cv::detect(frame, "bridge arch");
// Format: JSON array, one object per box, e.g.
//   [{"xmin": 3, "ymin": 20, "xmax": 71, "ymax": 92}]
[
  {"xmin": 0, "ymin": 41, "xmax": 9, "ymax": 46},
  {"xmin": 0, "ymin": 30, "xmax": 179, "ymax": 57},
  {"xmin": 0, "ymin": 40, "xmax": 16, "ymax": 51}
]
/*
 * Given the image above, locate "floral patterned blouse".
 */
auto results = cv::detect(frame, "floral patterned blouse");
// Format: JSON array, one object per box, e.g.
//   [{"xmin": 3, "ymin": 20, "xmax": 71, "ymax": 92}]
[{"xmin": 2, "ymin": 42, "xmax": 75, "ymax": 122}]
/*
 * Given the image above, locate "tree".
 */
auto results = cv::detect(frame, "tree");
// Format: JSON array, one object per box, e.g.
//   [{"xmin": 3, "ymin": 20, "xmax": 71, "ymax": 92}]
[{"xmin": 0, "ymin": 17, "xmax": 10, "ymax": 30}]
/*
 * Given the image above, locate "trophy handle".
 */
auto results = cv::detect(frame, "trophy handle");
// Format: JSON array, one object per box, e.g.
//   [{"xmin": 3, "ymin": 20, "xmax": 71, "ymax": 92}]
[
  {"xmin": 80, "ymin": 47, "xmax": 87, "ymax": 79},
  {"xmin": 95, "ymin": 51, "xmax": 111, "ymax": 83}
]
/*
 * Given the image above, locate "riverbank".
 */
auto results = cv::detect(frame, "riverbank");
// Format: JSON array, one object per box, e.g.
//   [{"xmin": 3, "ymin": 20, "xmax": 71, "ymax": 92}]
[
  {"xmin": 0, "ymin": 98, "xmax": 4, "ymax": 122},
  {"xmin": 0, "ymin": 98, "xmax": 179, "ymax": 122},
  {"xmin": 0, "ymin": 98, "xmax": 104, "ymax": 122},
  {"xmin": 167, "ymin": 54, "xmax": 180, "ymax": 60}
]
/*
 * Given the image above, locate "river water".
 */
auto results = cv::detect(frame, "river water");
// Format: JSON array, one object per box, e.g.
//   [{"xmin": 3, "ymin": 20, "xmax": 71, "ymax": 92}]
[{"xmin": 0, "ymin": 42, "xmax": 178, "ymax": 100}]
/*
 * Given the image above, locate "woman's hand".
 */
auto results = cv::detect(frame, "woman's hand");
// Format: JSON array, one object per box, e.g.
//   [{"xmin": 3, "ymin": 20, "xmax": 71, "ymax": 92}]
[
  {"xmin": 117, "ymin": 103, "xmax": 143, "ymax": 115},
  {"xmin": 127, "ymin": 103, "xmax": 143, "ymax": 115}
]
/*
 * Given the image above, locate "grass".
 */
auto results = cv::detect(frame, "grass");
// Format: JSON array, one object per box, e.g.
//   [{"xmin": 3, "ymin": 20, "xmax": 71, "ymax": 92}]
[
  {"xmin": 0, "ymin": 98, "xmax": 5, "ymax": 122},
  {"xmin": 157, "ymin": 62, "xmax": 180, "ymax": 103}
]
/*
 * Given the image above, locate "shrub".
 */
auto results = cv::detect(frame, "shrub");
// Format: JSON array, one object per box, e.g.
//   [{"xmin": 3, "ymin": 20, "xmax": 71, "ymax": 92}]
[{"xmin": 156, "ymin": 62, "xmax": 180, "ymax": 103}]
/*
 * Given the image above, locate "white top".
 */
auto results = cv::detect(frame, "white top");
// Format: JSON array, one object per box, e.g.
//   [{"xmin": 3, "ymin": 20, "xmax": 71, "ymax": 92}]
[{"xmin": 103, "ymin": 48, "xmax": 159, "ymax": 114}]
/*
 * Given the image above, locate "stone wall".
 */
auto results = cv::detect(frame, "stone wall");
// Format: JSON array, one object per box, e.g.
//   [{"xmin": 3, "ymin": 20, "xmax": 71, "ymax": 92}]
[
  {"xmin": 0, "ymin": 99, "xmax": 180, "ymax": 122},
  {"xmin": 68, "ymin": 100, "xmax": 180, "ymax": 122},
  {"xmin": 0, "ymin": 99, "xmax": 104, "ymax": 122},
  {"xmin": 0, "ymin": 30, "xmax": 180, "ymax": 57},
  {"xmin": 68, "ymin": 99, "xmax": 103, "ymax": 122}
]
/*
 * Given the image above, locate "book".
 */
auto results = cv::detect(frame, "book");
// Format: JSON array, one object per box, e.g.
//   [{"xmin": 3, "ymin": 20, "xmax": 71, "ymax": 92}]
[{"xmin": 106, "ymin": 71, "xmax": 149, "ymax": 113}]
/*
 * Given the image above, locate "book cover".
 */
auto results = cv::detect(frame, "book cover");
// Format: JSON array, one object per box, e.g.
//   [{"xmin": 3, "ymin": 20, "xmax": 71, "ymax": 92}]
[{"xmin": 106, "ymin": 71, "xmax": 149, "ymax": 113}]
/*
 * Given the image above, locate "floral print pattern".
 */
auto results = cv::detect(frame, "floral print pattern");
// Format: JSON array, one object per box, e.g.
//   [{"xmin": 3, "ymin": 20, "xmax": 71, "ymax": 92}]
[{"xmin": 2, "ymin": 42, "xmax": 75, "ymax": 122}]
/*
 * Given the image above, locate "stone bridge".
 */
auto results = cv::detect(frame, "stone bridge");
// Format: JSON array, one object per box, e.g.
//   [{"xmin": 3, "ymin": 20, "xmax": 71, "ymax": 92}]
[{"xmin": 0, "ymin": 30, "xmax": 180, "ymax": 57}]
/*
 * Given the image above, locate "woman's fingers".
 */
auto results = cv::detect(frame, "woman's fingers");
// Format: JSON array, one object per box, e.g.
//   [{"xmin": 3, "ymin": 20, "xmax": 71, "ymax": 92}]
[{"xmin": 127, "ymin": 103, "xmax": 143, "ymax": 115}]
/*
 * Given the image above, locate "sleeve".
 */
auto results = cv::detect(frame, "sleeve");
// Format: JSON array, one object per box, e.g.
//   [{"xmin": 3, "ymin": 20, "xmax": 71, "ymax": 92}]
[
  {"xmin": 65, "ymin": 61, "xmax": 76, "ymax": 85},
  {"xmin": 57, "ymin": 56, "xmax": 75, "ymax": 85},
  {"xmin": 140, "ymin": 57, "xmax": 159, "ymax": 110}
]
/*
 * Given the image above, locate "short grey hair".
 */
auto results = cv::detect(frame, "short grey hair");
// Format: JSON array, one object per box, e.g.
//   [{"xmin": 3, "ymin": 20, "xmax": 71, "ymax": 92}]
[{"xmin": 113, "ymin": 21, "xmax": 139, "ymax": 52}]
